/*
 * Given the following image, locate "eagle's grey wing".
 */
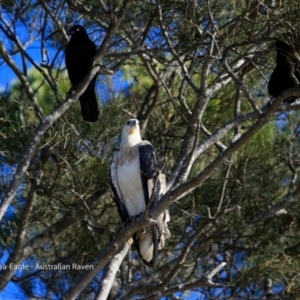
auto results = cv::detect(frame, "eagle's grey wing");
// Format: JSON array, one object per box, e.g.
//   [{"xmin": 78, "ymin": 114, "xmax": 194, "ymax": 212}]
[
  {"xmin": 110, "ymin": 153, "xmax": 129, "ymax": 222},
  {"xmin": 136, "ymin": 143, "xmax": 170, "ymax": 266},
  {"xmin": 138, "ymin": 142, "xmax": 162, "ymax": 206}
]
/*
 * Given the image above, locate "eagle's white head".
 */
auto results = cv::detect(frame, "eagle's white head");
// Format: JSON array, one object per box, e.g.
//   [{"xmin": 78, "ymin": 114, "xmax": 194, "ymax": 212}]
[{"xmin": 121, "ymin": 119, "xmax": 142, "ymax": 149}]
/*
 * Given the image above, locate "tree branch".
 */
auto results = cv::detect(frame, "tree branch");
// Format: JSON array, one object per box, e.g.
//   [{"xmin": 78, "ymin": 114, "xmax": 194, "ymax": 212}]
[
  {"xmin": 0, "ymin": 0, "xmax": 133, "ymax": 223},
  {"xmin": 0, "ymin": 39, "xmax": 44, "ymax": 120},
  {"xmin": 0, "ymin": 190, "xmax": 109, "ymax": 290},
  {"xmin": 95, "ymin": 239, "xmax": 132, "ymax": 300},
  {"xmin": 154, "ymin": 87, "xmax": 300, "ymax": 220},
  {"xmin": 134, "ymin": 262, "xmax": 228, "ymax": 300}
]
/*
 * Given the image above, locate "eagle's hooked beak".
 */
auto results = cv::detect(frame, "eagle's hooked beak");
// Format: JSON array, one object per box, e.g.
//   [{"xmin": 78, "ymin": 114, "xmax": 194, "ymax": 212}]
[{"xmin": 126, "ymin": 119, "xmax": 140, "ymax": 135}]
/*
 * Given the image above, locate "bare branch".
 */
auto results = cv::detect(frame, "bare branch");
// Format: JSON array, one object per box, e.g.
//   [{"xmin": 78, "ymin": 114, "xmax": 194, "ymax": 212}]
[
  {"xmin": 0, "ymin": 39, "xmax": 44, "ymax": 120},
  {"xmin": 0, "ymin": 0, "xmax": 133, "ymax": 223},
  {"xmin": 134, "ymin": 262, "xmax": 228, "ymax": 300},
  {"xmin": 95, "ymin": 239, "xmax": 132, "ymax": 300},
  {"xmin": 155, "ymin": 87, "xmax": 300, "ymax": 220},
  {"xmin": 0, "ymin": 190, "xmax": 109, "ymax": 290}
]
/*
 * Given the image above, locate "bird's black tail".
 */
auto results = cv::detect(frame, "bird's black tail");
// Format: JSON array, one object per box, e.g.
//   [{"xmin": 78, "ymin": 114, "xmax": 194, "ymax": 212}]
[{"xmin": 79, "ymin": 77, "xmax": 99, "ymax": 122}]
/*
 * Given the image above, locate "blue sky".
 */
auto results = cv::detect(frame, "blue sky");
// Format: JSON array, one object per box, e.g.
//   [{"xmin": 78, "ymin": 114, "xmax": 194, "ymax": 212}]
[
  {"xmin": 0, "ymin": 250, "xmax": 28, "ymax": 300},
  {"xmin": 0, "ymin": 26, "xmax": 131, "ymax": 299},
  {"xmin": 0, "ymin": 40, "xmax": 42, "ymax": 93},
  {"xmin": 0, "ymin": 39, "xmax": 130, "ymax": 103},
  {"xmin": 0, "ymin": 14, "xmax": 284, "ymax": 300},
  {"xmin": 0, "ymin": 282, "xmax": 28, "ymax": 300}
]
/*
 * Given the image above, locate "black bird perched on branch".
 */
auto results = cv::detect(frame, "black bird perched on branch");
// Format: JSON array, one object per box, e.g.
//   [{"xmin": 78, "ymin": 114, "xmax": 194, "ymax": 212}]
[
  {"xmin": 65, "ymin": 25, "xmax": 99, "ymax": 122},
  {"xmin": 268, "ymin": 39, "xmax": 300, "ymax": 103}
]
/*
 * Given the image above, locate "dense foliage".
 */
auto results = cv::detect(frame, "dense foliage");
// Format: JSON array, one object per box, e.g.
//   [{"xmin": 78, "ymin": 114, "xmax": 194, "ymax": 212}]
[{"xmin": 1, "ymin": 0, "xmax": 300, "ymax": 299}]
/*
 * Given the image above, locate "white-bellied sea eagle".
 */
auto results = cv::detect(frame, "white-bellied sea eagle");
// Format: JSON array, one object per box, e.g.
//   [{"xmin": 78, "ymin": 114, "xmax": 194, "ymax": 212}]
[{"xmin": 110, "ymin": 119, "xmax": 171, "ymax": 267}]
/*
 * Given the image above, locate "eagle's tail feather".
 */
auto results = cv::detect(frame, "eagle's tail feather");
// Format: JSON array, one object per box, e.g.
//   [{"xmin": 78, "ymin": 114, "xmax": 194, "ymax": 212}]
[{"xmin": 158, "ymin": 210, "xmax": 171, "ymax": 250}]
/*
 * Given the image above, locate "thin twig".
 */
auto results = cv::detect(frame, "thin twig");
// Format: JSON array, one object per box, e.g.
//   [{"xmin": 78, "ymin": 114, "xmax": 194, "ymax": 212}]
[
  {"xmin": 135, "ymin": 262, "xmax": 228, "ymax": 300},
  {"xmin": 0, "ymin": 39, "xmax": 44, "ymax": 120}
]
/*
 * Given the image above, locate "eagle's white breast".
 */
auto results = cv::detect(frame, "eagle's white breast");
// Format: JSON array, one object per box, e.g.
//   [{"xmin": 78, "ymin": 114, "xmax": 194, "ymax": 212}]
[{"xmin": 116, "ymin": 153, "xmax": 146, "ymax": 216}]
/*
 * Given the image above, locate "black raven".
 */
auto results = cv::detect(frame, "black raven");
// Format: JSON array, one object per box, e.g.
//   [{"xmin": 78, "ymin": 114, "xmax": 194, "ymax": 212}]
[
  {"xmin": 65, "ymin": 25, "xmax": 99, "ymax": 122},
  {"xmin": 268, "ymin": 39, "xmax": 300, "ymax": 103}
]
